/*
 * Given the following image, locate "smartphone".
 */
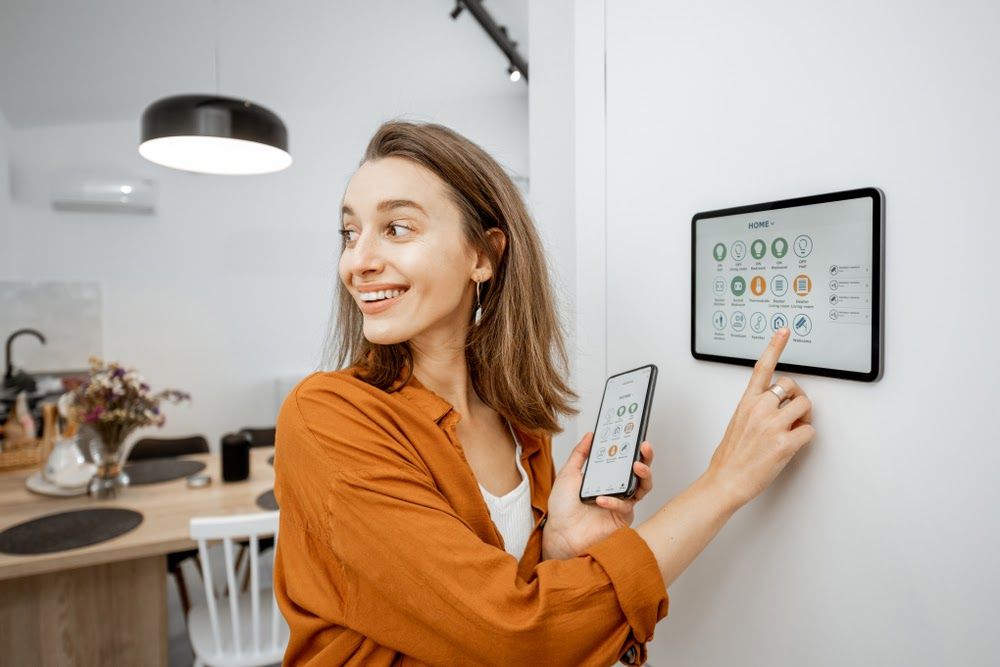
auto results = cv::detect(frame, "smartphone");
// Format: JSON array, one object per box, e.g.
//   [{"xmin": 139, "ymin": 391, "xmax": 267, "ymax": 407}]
[{"xmin": 579, "ymin": 364, "xmax": 658, "ymax": 503}]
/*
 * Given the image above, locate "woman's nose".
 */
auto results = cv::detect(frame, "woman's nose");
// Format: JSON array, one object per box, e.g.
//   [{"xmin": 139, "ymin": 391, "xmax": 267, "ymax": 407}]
[{"xmin": 345, "ymin": 230, "xmax": 384, "ymax": 275}]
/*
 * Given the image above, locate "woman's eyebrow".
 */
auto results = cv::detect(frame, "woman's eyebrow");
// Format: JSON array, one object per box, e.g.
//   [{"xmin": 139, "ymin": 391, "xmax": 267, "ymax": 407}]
[
  {"xmin": 377, "ymin": 199, "xmax": 427, "ymax": 214},
  {"xmin": 341, "ymin": 199, "xmax": 427, "ymax": 219}
]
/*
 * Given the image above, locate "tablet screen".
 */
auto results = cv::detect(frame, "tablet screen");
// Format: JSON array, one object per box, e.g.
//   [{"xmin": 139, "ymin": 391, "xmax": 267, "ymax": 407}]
[{"xmin": 691, "ymin": 188, "xmax": 883, "ymax": 382}]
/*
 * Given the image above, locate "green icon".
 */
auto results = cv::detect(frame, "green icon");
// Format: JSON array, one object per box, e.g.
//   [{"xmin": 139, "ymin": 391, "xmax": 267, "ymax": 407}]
[
  {"xmin": 628, "ymin": 402, "xmax": 638, "ymax": 414},
  {"xmin": 751, "ymin": 239, "xmax": 766, "ymax": 260},
  {"xmin": 713, "ymin": 243, "xmax": 726, "ymax": 261},
  {"xmin": 616, "ymin": 406, "xmax": 626, "ymax": 417},
  {"xmin": 772, "ymin": 237, "xmax": 788, "ymax": 259},
  {"xmin": 731, "ymin": 276, "xmax": 746, "ymax": 296}
]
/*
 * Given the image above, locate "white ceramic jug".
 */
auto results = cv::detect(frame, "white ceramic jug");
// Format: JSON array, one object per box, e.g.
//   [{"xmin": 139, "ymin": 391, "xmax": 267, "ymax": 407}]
[{"xmin": 44, "ymin": 436, "xmax": 87, "ymax": 483}]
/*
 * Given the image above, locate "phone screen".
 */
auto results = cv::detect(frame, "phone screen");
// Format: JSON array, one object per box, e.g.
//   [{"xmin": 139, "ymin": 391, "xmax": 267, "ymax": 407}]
[{"xmin": 580, "ymin": 365, "xmax": 656, "ymax": 500}]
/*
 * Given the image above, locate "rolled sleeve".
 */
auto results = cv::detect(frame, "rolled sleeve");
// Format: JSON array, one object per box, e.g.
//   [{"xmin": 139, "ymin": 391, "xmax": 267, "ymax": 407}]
[{"xmin": 584, "ymin": 527, "xmax": 670, "ymax": 664}]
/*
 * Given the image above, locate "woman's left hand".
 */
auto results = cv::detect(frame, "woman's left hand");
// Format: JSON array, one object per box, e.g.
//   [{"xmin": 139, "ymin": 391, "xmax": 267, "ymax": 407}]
[{"xmin": 542, "ymin": 432, "xmax": 654, "ymax": 561}]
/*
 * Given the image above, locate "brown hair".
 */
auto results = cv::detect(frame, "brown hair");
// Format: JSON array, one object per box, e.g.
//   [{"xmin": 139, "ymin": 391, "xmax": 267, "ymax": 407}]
[{"xmin": 324, "ymin": 120, "xmax": 578, "ymax": 434}]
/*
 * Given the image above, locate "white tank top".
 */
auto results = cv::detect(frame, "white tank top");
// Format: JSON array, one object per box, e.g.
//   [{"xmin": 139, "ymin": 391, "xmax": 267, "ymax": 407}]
[{"xmin": 477, "ymin": 421, "xmax": 534, "ymax": 561}]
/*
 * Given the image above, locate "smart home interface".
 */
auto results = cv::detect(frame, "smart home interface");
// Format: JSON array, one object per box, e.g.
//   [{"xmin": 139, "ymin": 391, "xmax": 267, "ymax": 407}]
[
  {"xmin": 581, "ymin": 365, "xmax": 655, "ymax": 499},
  {"xmin": 692, "ymin": 189, "xmax": 883, "ymax": 381}
]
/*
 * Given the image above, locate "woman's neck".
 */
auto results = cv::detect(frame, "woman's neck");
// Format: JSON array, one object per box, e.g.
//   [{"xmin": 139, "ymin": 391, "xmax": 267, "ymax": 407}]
[{"xmin": 410, "ymin": 332, "xmax": 481, "ymax": 423}]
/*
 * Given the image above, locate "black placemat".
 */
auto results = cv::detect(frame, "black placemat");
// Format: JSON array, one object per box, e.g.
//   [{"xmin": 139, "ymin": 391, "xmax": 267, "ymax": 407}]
[
  {"xmin": 256, "ymin": 489, "xmax": 279, "ymax": 511},
  {"xmin": 124, "ymin": 458, "xmax": 206, "ymax": 485},
  {"xmin": 0, "ymin": 508, "xmax": 143, "ymax": 555}
]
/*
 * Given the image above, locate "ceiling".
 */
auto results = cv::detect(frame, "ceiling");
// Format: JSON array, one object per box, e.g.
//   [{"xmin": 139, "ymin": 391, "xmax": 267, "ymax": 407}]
[{"xmin": 0, "ymin": 0, "xmax": 529, "ymax": 129}]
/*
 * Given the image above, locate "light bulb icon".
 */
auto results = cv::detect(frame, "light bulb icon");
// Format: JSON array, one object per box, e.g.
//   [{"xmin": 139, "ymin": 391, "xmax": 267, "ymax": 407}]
[{"xmin": 793, "ymin": 235, "xmax": 813, "ymax": 257}]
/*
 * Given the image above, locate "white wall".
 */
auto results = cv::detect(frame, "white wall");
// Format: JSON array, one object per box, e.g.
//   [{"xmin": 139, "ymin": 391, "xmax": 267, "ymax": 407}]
[
  {"xmin": 8, "ymin": 97, "xmax": 526, "ymax": 452},
  {"xmin": 574, "ymin": 1, "xmax": 999, "ymax": 665},
  {"xmin": 528, "ymin": 0, "xmax": 578, "ymax": 453},
  {"xmin": 0, "ymin": 105, "xmax": 12, "ymax": 278}
]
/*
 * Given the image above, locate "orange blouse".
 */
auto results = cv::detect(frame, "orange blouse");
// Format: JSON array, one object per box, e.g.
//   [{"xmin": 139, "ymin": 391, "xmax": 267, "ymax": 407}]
[{"xmin": 273, "ymin": 368, "xmax": 669, "ymax": 665}]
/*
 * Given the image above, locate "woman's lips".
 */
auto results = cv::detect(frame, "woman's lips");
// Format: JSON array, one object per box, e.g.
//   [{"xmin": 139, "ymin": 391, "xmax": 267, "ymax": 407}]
[{"xmin": 358, "ymin": 291, "xmax": 405, "ymax": 315}]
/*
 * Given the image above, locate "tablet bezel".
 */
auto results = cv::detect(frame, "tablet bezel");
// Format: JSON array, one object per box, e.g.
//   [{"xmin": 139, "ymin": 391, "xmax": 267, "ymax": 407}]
[{"xmin": 690, "ymin": 187, "xmax": 885, "ymax": 382}]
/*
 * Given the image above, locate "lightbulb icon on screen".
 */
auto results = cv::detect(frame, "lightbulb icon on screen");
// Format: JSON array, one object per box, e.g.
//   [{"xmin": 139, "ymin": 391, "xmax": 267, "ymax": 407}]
[
  {"xmin": 793, "ymin": 234, "xmax": 813, "ymax": 258},
  {"xmin": 771, "ymin": 237, "xmax": 788, "ymax": 259}
]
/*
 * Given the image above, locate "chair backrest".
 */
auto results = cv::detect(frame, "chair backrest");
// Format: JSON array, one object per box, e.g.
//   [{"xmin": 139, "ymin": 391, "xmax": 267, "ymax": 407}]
[
  {"xmin": 189, "ymin": 511, "xmax": 283, "ymax": 659},
  {"xmin": 238, "ymin": 426, "xmax": 276, "ymax": 448},
  {"xmin": 129, "ymin": 435, "xmax": 209, "ymax": 461}
]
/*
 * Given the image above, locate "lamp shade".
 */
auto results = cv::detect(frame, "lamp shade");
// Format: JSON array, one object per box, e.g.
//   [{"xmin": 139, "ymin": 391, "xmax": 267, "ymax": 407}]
[{"xmin": 139, "ymin": 95, "xmax": 291, "ymax": 175}]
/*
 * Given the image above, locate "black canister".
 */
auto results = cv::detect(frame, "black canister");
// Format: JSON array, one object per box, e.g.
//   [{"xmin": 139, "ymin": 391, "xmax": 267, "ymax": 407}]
[{"xmin": 221, "ymin": 432, "xmax": 251, "ymax": 482}]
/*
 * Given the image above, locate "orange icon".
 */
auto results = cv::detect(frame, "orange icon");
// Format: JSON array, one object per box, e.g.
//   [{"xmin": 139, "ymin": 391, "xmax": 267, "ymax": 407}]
[
  {"xmin": 750, "ymin": 275, "xmax": 767, "ymax": 296},
  {"xmin": 793, "ymin": 274, "xmax": 812, "ymax": 296},
  {"xmin": 607, "ymin": 444, "xmax": 619, "ymax": 457}
]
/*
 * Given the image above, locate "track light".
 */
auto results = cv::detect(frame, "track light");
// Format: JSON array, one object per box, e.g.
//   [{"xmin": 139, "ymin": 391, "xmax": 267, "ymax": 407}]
[
  {"xmin": 450, "ymin": 2, "xmax": 463, "ymax": 20},
  {"xmin": 508, "ymin": 65, "xmax": 522, "ymax": 83}
]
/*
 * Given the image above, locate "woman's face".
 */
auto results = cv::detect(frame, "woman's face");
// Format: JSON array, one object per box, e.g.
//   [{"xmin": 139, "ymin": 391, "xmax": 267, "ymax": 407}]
[{"xmin": 339, "ymin": 156, "xmax": 483, "ymax": 348}]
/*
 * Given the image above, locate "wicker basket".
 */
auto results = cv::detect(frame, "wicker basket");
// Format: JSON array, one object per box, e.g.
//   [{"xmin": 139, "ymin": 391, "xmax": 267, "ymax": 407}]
[{"xmin": 0, "ymin": 438, "xmax": 45, "ymax": 472}]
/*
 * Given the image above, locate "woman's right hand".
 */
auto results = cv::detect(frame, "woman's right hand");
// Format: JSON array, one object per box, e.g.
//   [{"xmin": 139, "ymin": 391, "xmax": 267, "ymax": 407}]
[{"xmin": 706, "ymin": 327, "xmax": 816, "ymax": 510}]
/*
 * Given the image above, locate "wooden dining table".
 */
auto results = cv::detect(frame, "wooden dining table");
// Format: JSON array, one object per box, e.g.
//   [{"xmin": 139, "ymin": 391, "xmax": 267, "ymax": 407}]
[{"xmin": 0, "ymin": 446, "xmax": 276, "ymax": 666}]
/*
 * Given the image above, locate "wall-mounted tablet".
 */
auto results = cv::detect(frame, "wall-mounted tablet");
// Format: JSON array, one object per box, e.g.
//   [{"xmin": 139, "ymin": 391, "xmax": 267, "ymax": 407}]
[{"xmin": 691, "ymin": 188, "xmax": 884, "ymax": 382}]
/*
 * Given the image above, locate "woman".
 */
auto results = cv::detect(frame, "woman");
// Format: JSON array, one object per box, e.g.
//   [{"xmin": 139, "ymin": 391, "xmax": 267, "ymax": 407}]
[{"xmin": 273, "ymin": 121, "xmax": 814, "ymax": 666}]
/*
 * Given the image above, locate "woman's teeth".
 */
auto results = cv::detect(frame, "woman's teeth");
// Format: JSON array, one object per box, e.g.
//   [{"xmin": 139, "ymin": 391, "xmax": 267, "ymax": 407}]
[{"xmin": 360, "ymin": 289, "xmax": 407, "ymax": 302}]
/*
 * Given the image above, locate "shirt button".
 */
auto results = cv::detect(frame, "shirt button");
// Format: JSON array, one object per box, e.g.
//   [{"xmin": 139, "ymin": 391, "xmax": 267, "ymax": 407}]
[{"xmin": 622, "ymin": 646, "xmax": 638, "ymax": 664}]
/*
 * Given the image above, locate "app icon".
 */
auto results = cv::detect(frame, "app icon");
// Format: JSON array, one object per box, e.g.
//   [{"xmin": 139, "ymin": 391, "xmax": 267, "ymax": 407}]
[
  {"xmin": 793, "ymin": 274, "xmax": 812, "ymax": 297},
  {"xmin": 713, "ymin": 311, "xmax": 727, "ymax": 331},
  {"xmin": 771, "ymin": 275, "xmax": 788, "ymax": 297},
  {"xmin": 613, "ymin": 425, "xmax": 622, "ymax": 437},
  {"xmin": 616, "ymin": 405, "xmax": 626, "ymax": 417},
  {"xmin": 624, "ymin": 421, "xmax": 635, "ymax": 434},
  {"xmin": 628, "ymin": 402, "xmax": 638, "ymax": 414},
  {"xmin": 793, "ymin": 314, "xmax": 813, "ymax": 336},
  {"xmin": 713, "ymin": 243, "xmax": 727, "ymax": 261},
  {"xmin": 621, "ymin": 443, "xmax": 630, "ymax": 454},
  {"xmin": 751, "ymin": 239, "xmax": 766, "ymax": 260},
  {"xmin": 771, "ymin": 312, "xmax": 788, "ymax": 331},
  {"xmin": 750, "ymin": 312, "xmax": 767, "ymax": 333},
  {"xmin": 600, "ymin": 427, "xmax": 610, "ymax": 440},
  {"xmin": 731, "ymin": 276, "xmax": 746, "ymax": 296},
  {"xmin": 731, "ymin": 311, "xmax": 746, "ymax": 332},
  {"xmin": 750, "ymin": 275, "xmax": 766, "ymax": 296},
  {"xmin": 608, "ymin": 444, "xmax": 619, "ymax": 457},
  {"xmin": 714, "ymin": 278, "xmax": 726, "ymax": 296},
  {"xmin": 598, "ymin": 447, "xmax": 606, "ymax": 458},
  {"xmin": 731, "ymin": 241, "xmax": 747, "ymax": 261},
  {"xmin": 793, "ymin": 235, "xmax": 813, "ymax": 258},
  {"xmin": 772, "ymin": 237, "xmax": 788, "ymax": 259}
]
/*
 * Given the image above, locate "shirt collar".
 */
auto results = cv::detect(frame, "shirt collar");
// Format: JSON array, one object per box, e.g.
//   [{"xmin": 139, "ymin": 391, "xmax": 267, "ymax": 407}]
[{"xmin": 393, "ymin": 369, "xmax": 544, "ymax": 458}]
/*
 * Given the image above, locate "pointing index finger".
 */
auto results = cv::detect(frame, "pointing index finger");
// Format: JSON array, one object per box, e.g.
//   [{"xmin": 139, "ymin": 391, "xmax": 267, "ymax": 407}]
[{"xmin": 746, "ymin": 327, "xmax": 790, "ymax": 395}]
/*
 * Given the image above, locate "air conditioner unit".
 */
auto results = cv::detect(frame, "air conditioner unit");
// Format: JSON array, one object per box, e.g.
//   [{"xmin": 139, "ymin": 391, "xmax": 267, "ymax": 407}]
[{"xmin": 50, "ymin": 167, "xmax": 157, "ymax": 214}]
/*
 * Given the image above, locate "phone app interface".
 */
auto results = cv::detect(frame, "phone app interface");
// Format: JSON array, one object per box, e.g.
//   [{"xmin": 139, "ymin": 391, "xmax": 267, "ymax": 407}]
[
  {"xmin": 696, "ymin": 196, "xmax": 875, "ymax": 373},
  {"xmin": 582, "ymin": 367, "xmax": 651, "ymax": 498}
]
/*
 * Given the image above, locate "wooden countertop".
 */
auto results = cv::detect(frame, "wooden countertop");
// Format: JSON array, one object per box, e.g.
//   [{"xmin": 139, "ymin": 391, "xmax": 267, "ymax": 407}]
[{"xmin": 0, "ymin": 446, "xmax": 275, "ymax": 580}]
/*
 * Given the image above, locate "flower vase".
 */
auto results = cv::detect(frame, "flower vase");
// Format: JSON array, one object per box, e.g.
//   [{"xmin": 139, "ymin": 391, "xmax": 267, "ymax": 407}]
[{"xmin": 87, "ymin": 432, "xmax": 131, "ymax": 499}]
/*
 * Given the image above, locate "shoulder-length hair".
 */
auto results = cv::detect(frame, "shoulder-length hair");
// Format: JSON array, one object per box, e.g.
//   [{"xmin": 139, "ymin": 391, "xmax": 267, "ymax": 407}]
[{"xmin": 324, "ymin": 120, "xmax": 578, "ymax": 434}]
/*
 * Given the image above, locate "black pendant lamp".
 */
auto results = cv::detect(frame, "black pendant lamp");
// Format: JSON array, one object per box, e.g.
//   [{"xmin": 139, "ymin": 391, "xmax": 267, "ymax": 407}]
[{"xmin": 139, "ymin": 95, "xmax": 291, "ymax": 175}]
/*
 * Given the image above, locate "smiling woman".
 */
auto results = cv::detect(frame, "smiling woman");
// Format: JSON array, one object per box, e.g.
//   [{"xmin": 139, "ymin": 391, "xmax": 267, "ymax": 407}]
[
  {"xmin": 326, "ymin": 121, "xmax": 577, "ymax": 433},
  {"xmin": 272, "ymin": 121, "xmax": 671, "ymax": 666}
]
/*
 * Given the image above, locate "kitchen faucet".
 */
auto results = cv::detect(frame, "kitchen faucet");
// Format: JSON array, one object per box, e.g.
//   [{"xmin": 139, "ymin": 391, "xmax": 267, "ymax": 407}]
[{"xmin": 4, "ymin": 328, "xmax": 47, "ymax": 390}]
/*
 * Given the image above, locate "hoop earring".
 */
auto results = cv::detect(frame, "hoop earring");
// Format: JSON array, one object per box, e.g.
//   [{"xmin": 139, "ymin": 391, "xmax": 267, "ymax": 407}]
[{"xmin": 474, "ymin": 281, "xmax": 483, "ymax": 326}]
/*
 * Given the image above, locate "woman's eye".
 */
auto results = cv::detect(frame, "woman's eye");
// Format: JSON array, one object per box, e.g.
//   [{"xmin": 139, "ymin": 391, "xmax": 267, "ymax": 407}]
[
  {"xmin": 387, "ymin": 223, "xmax": 412, "ymax": 238},
  {"xmin": 338, "ymin": 228, "xmax": 358, "ymax": 244}
]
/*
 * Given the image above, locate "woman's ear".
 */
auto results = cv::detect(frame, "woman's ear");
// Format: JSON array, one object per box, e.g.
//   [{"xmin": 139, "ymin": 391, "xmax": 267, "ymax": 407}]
[{"xmin": 474, "ymin": 228, "xmax": 507, "ymax": 281}]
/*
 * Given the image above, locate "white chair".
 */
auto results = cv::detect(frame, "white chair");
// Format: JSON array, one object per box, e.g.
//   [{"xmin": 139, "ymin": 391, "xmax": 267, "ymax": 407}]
[{"xmin": 188, "ymin": 511, "xmax": 288, "ymax": 667}]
